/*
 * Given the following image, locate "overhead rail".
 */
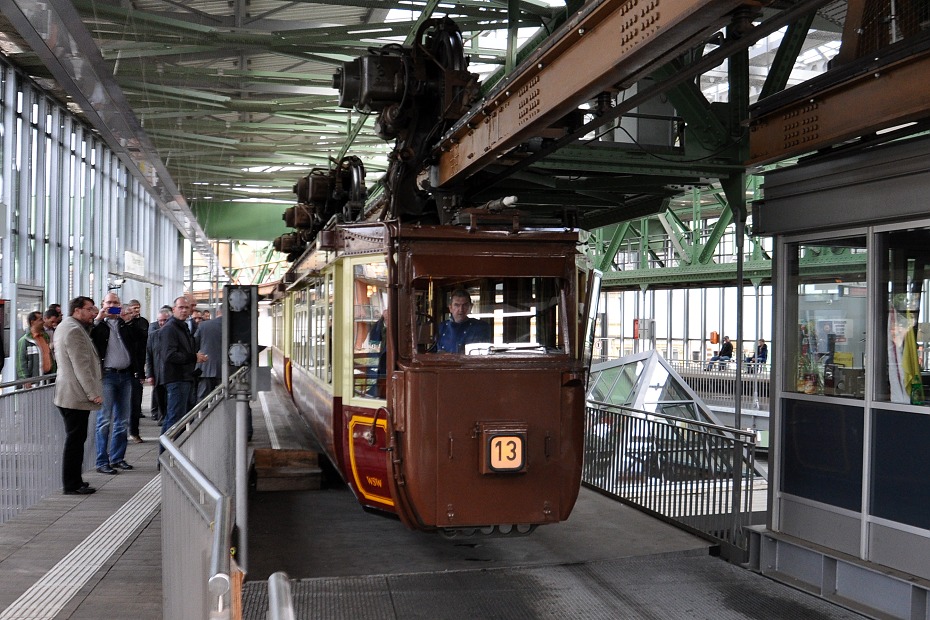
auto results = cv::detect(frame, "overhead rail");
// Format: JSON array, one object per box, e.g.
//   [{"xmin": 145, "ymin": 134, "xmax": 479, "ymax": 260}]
[
  {"xmin": 434, "ymin": 0, "xmax": 835, "ymax": 191},
  {"xmin": 749, "ymin": 30, "xmax": 930, "ymax": 165},
  {"xmin": 432, "ymin": 0, "xmax": 749, "ymax": 188}
]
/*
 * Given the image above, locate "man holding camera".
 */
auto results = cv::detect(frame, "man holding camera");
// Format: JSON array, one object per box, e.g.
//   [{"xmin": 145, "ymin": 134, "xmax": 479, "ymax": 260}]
[{"xmin": 90, "ymin": 292, "xmax": 143, "ymax": 474}]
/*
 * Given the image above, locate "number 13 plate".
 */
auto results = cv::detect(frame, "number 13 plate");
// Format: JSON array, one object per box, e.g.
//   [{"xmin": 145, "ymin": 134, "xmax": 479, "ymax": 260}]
[{"xmin": 486, "ymin": 434, "xmax": 526, "ymax": 473}]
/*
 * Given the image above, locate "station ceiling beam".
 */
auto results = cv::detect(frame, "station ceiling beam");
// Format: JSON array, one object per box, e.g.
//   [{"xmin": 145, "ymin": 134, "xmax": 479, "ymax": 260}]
[{"xmin": 749, "ymin": 31, "xmax": 930, "ymax": 165}]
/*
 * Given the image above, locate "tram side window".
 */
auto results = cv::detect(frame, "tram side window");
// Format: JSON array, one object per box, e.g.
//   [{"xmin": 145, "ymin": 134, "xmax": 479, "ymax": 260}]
[
  {"xmin": 413, "ymin": 276, "xmax": 565, "ymax": 356},
  {"xmin": 353, "ymin": 260, "xmax": 389, "ymax": 398},
  {"xmin": 308, "ymin": 277, "xmax": 331, "ymax": 383},
  {"xmin": 293, "ymin": 289, "xmax": 309, "ymax": 368}
]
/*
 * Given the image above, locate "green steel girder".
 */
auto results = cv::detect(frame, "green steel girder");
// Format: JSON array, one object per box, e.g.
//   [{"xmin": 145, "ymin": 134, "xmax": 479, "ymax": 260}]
[
  {"xmin": 758, "ymin": 11, "xmax": 817, "ymax": 100},
  {"xmin": 698, "ymin": 204, "xmax": 733, "ymax": 265},
  {"xmin": 74, "ymin": 0, "xmax": 525, "ymax": 47},
  {"xmin": 586, "ymin": 173, "xmax": 767, "ymax": 288},
  {"xmin": 507, "ymin": 0, "xmax": 521, "ymax": 73},
  {"xmin": 656, "ymin": 211, "xmax": 694, "ymax": 265},
  {"xmin": 594, "ymin": 222, "xmax": 634, "ymax": 272},
  {"xmin": 650, "ymin": 62, "xmax": 729, "ymax": 154},
  {"xmin": 601, "ymin": 258, "xmax": 772, "ymax": 288},
  {"xmin": 337, "ymin": 112, "xmax": 371, "ymax": 161},
  {"xmin": 579, "ymin": 196, "xmax": 670, "ymax": 230},
  {"xmin": 480, "ymin": 3, "xmax": 572, "ymax": 93}
]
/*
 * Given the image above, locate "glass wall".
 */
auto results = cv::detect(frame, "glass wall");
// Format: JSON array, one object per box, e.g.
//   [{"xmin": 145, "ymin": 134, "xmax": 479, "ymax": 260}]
[
  {"xmin": 598, "ymin": 285, "xmax": 773, "ymax": 364},
  {"xmin": 0, "ymin": 55, "xmax": 184, "ymax": 379},
  {"xmin": 778, "ymin": 223, "xmax": 930, "ymax": 577},
  {"xmin": 870, "ymin": 226, "xmax": 930, "ymax": 533}
]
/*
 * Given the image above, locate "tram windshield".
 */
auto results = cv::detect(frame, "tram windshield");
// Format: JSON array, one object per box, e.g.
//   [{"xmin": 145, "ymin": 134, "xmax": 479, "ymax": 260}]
[{"xmin": 411, "ymin": 276, "xmax": 566, "ymax": 356}]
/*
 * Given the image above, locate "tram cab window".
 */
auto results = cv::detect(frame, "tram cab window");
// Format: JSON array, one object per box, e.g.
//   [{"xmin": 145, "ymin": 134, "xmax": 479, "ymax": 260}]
[
  {"xmin": 353, "ymin": 260, "xmax": 389, "ymax": 398},
  {"xmin": 411, "ymin": 276, "xmax": 565, "ymax": 356}
]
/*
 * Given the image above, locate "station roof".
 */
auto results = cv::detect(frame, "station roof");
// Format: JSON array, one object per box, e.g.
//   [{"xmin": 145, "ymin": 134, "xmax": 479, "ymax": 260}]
[{"xmin": 0, "ymin": 1, "xmax": 880, "ymax": 256}]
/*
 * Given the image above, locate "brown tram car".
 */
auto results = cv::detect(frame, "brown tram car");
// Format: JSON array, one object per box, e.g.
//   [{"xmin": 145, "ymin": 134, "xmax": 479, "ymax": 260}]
[{"xmin": 269, "ymin": 220, "xmax": 597, "ymax": 535}]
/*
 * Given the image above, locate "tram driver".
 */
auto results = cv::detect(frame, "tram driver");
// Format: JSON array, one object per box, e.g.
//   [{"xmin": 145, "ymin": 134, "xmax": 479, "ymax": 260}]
[{"xmin": 433, "ymin": 289, "xmax": 491, "ymax": 354}]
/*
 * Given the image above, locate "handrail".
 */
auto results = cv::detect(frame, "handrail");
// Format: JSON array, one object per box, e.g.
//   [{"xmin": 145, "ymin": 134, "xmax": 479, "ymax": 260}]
[
  {"xmin": 0, "ymin": 373, "xmax": 57, "ymax": 390},
  {"xmin": 208, "ymin": 497, "xmax": 233, "ymax": 597},
  {"xmin": 160, "ymin": 366, "xmax": 247, "ymax": 616},
  {"xmin": 586, "ymin": 399, "xmax": 757, "ymax": 440},
  {"xmin": 583, "ymin": 401, "xmax": 758, "ymax": 560}
]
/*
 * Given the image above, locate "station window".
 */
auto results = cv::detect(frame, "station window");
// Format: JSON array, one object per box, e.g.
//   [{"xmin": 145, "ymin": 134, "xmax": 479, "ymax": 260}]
[
  {"xmin": 785, "ymin": 237, "xmax": 867, "ymax": 399},
  {"xmin": 353, "ymin": 260, "xmax": 389, "ymax": 398},
  {"xmin": 875, "ymin": 228, "xmax": 930, "ymax": 405}
]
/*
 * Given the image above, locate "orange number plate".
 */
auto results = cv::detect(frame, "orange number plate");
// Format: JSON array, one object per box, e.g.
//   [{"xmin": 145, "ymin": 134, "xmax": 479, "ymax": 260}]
[{"xmin": 488, "ymin": 434, "xmax": 525, "ymax": 472}]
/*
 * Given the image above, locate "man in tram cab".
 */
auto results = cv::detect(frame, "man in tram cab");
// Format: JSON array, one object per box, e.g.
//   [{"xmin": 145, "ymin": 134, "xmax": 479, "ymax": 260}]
[{"xmin": 433, "ymin": 289, "xmax": 491, "ymax": 354}]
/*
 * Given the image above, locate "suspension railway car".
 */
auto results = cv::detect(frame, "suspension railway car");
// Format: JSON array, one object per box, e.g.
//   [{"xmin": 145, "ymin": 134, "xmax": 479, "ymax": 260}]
[
  {"xmin": 262, "ymin": 16, "xmax": 601, "ymax": 535},
  {"xmin": 266, "ymin": 220, "xmax": 597, "ymax": 535}
]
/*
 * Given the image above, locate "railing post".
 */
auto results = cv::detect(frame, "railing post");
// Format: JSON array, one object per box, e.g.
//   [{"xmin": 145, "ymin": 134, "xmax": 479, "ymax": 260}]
[
  {"xmin": 268, "ymin": 572, "xmax": 296, "ymax": 620},
  {"xmin": 235, "ymin": 371, "xmax": 251, "ymax": 573}
]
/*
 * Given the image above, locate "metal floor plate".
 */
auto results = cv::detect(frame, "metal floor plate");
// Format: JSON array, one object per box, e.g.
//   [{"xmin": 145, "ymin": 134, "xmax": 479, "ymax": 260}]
[{"xmin": 242, "ymin": 551, "xmax": 868, "ymax": 620}]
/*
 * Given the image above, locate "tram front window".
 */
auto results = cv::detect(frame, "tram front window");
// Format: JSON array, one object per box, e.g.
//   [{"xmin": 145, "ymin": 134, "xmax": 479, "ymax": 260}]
[{"xmin": 414, "ymin": 276, "xmax": 565, "ymax": 356}]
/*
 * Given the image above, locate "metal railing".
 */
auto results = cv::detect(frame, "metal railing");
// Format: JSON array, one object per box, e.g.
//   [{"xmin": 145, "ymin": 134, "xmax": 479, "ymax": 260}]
[
  {"xmin": 668, "ymin": 360, "xmax": 771, "ymax": 411},
  {"xmin": 0, "ymin": 375, "xmax": 96, "ymax": 524},
  {"xmin": 160, "ymin": 368, "xmax": 245, "ymax": 620},
  {"xmin": 583, "ymin": 401, "xmax": 758, "ymax": 560}
]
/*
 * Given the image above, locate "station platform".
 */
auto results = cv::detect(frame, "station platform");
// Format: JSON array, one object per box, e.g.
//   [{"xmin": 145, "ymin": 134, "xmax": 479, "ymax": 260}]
[{"xmin": 0, "ymin": 386, "xmax": 869, "ymax": 619}]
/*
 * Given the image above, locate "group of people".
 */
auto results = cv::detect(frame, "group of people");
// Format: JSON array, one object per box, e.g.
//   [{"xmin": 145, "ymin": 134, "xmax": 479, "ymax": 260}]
[
  {"xmin": 16, "ymin": 305, "xmax": 62, "ymax": 387},
  {"xmin": 51, "ymin": 293, "xmax": 219, "ymax": 496},
  {"xmin": 705, "ymin": 336, "xmax": 768, "ymax": 371}
]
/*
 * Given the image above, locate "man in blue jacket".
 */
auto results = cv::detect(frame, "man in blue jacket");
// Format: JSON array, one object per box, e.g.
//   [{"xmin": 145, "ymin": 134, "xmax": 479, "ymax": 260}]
[{"xmin": 434, "ymin": 289, "xmax": 491, "ymax": 353}]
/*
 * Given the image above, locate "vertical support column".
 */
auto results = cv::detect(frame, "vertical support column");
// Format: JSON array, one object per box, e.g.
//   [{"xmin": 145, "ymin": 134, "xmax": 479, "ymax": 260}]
[{"xmin": 725, "ymin": 7, "xmax": 753, "ymax": 543}]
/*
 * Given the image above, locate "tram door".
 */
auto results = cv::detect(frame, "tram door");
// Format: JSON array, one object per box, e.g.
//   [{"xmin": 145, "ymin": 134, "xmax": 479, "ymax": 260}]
[{"xmin": 345, "ymin": 257, "xmax": 394, "ymax": 511}]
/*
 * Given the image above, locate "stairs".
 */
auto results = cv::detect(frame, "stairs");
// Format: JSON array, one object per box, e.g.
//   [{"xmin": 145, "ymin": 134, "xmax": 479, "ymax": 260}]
[{"xmin": 252, "ymin": 449, "xmax": 323, "ymax": 492}]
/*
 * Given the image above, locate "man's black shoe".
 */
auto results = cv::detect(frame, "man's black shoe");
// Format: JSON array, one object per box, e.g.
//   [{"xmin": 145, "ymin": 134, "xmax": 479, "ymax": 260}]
[
  {"xmin": 64, "ymin": 486, "xmax": 96, "ymax": 495},
  {"xmin": 110, "ymin": 461, "xmax": 134, "ymax": 470},
  {"xmin": 96, "ymin": 465, "xmax": 118, "ymax": 475},
  {"xmin": 80, "ymin": 481, "xmax": 90, "ymax": 488}
]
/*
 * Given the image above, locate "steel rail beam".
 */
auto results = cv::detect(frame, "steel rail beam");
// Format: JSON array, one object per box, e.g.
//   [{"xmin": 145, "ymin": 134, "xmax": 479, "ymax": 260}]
[
  {"xmin": 749, "ymin": 34, "xmax": 930, "ymax": 165},
  {"xmin": 432, "ymin": 0, "xmax": 747, "ymax": 188}
]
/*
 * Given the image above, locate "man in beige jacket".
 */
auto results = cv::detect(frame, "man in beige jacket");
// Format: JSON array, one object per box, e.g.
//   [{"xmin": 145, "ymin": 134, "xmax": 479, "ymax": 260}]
[{"xmin": 54, "ymin": 296, "xmax": 104, "ymax": 495}]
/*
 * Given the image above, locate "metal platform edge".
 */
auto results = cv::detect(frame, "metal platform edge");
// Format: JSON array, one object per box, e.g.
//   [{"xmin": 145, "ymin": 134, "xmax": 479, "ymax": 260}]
[{"xmin": 748, "ymin": 526, "xmax": 930, "ymax": 620}]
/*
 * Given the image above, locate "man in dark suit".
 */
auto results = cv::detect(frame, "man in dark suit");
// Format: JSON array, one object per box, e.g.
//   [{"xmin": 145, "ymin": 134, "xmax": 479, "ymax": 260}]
[
  {"xmin": 145, "ymin": 306, "xmax": 171, "ymax": 423},
  {"xmin": 195, "ymin": 310, "xmax": 223, "ymax": 401},
  {"xmin": 125, "ymin": 299, "xmax": 149, "ymax": 443},
  {"xmin": 157, "ymin": 295, "xmax": 207, "ymax": 449}
]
